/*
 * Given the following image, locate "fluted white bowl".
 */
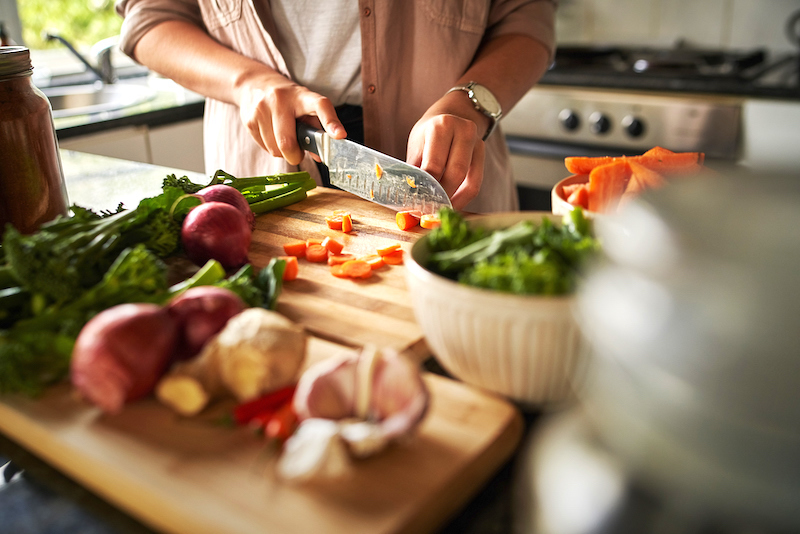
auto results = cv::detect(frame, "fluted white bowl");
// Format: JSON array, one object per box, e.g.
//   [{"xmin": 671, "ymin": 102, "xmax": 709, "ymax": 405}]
[{"xmin": 405, "ymin": 212, "xmax": 590, "ymax": 406}]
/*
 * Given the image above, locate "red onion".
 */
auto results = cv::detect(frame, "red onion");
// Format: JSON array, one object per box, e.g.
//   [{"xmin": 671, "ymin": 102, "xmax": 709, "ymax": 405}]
[
  {"xmin": 182, "ymin": 201, "xmax": 251, "ymax": 269},
  {"xmin": 167, "ymin": 286, "xmax": 246, "ymax": 361},
  {"xmin": 196, "ymin": 185, "xmax": 255, "ymax": 229},
  {"xmin": 71, "ymin": 303, "xmax": 179, "ymax": 414}
]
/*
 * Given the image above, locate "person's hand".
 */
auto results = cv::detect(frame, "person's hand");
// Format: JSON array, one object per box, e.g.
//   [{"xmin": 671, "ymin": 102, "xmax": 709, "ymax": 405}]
[
  {"xmin": 234, "ymin": 72, "xmax": 346, "ymax": 165},
  {"xmin": 406, "ymin": 93, "xmax": 488, "ymax": 210}
]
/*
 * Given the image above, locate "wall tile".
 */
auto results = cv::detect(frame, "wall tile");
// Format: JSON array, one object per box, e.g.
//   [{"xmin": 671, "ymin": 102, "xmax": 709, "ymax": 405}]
[
  {"xmin": 655, "ymin": 0, "xmax": 730, "ymax": 48},
  {"xmin": 591, "ymin": 0, "xmax": 658, "ymax": 45},
  {"xmin": 729, "ymin": 0, "xmax": 800, "ymax": 53}
]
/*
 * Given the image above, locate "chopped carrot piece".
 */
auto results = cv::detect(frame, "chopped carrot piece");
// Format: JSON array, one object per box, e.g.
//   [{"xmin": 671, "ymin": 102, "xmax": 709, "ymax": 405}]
[
  {"xmin": 566, "ymin": 184, "xmax": 589, "ymax": 210},
  {"xmin": 325, "ymin": 216, "xmax": 343, "ymax": 230},
  {"xmin": 565, "ymin": 155, "xmax": 625, "ymax": 175},
  {"xmin": 282, "ymin": 241, "xmax": 307, "ymax": 258},
  {"xmin": 342, "ymin": 260, "xmax": 373, "ymax": 279},
  {"xmin": 639, "ymin": 147, "xmax": 704, "ymax": 173},
  {"xmin": 406, "ymin": 176, "xmax": 417, "ymax": 188},
  {"xmin": 330, "ymin": 264, "xmax": 349, "ymax": 278},
  {"xmin": 420, "ymin": 214, "xmax": 441, "ymax": 229},
  {"xmin": 358, "ymin": 254, "xmax": 385, "ymax": 270},
  {"xmin": 321, "ymin": 236, "xmax": 344, "ymax": 255},
  {"xmin": 382, "ymin": 249, "xmax": 404, "ymax": 265},
  {"xmin": 328, "ymin": 253, "xmax": 357, "ymax": 266},
  {"xmin": 588, "ymin": 161, "xmax": 631, "ymax": 213},
  {"xmin": 561, "ymin": 183, "xmax": 585, "ymax": 197},
  {"xmin": 306, "ymin": 238, "xmax": 322, "ymax": 247},
  {"xmin": 341, "ymin": 214, "xmax": 353, "ymax": 233},
  {"xmin": 332, "ymin": 210, "xmax": 351, "ymax": 216},
  {"xmin": 375, "ymin": 163, "xmax": 383, "ymax": 179},
  {"xmin": 376, "ymin": 243, "xmax": 401, "ymax": 257},
  {"xmin": 306, "ymin": 244, "xmax": 329, "ymax": 263},
  {"xmin": 278, "ymin": 256, "xmax": 299, "ymax": 280},
  {"xmin": 396, "ymin": 210, "xmax": 421, "ymax": 231}
]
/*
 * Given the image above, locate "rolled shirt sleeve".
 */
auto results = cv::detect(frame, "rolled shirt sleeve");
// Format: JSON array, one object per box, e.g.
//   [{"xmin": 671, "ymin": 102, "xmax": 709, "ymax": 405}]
[
  {"xmin": 115, "ymin": 0, "xmax": 205, "ymax": 60},
  {"xmin": 486, "ymin": 0, "xmax": 557, "ymax": 62}
]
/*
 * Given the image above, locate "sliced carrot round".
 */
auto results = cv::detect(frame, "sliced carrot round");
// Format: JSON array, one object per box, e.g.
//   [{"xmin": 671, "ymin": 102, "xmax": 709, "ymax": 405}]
[
  {"xmin": 321, "ymin": 236, "xmax": 344, "ymax": 255},
  {"xmin": 376, "ymin": 243, "xmax": 401, "ymax": 257},
  {"xmin": 342, "ymin": 260, "xmax": 373, "ymax": 279},
  {"xmin": 419, "ymin": 214, "xmax": 440, "ymax": 229},
  {"xmin": 328, "ymin": 253, "xmax": 356, "ymax": 266},
  {"xmin": 306, "ymin": 244, "xmax": 329, "ymax": 263},
  {"xmin": 282, "ymin": 241, "xmax": 307, "ymax": 258},
  {"xmin": 278, "ymin": 256, "xmax": 299, "ymax": 280},
  {"xmin": 341, "ymin": 213, "xmax": 353, "ymax": 233},
  {"xmin": 330, "ymin": 264, "xmax": 349, "ymax": 278},
  {"xmin": 396, "ymin": 210, "xmax": 420, "ymax": 231},
  {"xmin": 325, "ymin": 215, "xmax": 343, "ymax": 230},
  {"xmin": 382, "ymin": 249, "xmax": 404, "ymax": 265},
  {"xmin": 358, "ymin": 254, "xmax": 385, "ymax": 270}
]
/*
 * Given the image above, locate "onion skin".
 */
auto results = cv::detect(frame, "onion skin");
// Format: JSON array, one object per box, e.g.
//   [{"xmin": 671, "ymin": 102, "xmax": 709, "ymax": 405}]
[
  {"xmin": 182, "ymin": 201, "xmax": 251, "ymax": 270},
  {"xmin": 167, "ymin": 286, "xmax": 246, "ymax": 361},
  {"xmin": 196, "ymin": 185, "xmax": 255, "ymax": 230},
  {"xmin": 71, "ymin": 303, "xmax": 179, "ymax": 414}
]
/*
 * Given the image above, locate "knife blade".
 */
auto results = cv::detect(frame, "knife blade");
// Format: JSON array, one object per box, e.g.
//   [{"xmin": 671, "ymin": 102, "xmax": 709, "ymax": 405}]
[{"xmin": 297, "ymin": 122, "xmax": 452, "ymax": 214}]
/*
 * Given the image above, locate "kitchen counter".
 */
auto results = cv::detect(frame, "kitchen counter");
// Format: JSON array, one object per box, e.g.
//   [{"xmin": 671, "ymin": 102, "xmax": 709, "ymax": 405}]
[
  {"xmin": 50, "ymin": 76, "xmax": 206, "ymax": 141},
  {"xmin": 0, "ymin": 151, "xmax": 545, "ymax": 534}
]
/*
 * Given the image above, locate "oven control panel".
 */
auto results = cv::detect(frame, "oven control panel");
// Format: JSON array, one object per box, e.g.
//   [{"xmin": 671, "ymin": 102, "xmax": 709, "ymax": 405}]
[{"xmin": 503, "ymin": 85, "xmax": 743, "ymax": 160}]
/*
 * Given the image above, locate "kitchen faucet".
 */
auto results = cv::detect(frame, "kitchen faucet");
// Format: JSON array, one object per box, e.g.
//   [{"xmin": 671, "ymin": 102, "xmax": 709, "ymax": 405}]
[{"xmin": 43, "ymin": 31, "xmax": 117, "ymax": 84}]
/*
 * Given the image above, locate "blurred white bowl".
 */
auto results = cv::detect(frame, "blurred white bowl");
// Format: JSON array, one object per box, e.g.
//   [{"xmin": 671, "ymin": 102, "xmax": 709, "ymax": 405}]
[
  {"xmin": 551, "ymin": 174, "xmax": 590, "ymax": 216},
  {"xmin": 405, "ymin": 212, "xmax": 590, "ymax": 406}
]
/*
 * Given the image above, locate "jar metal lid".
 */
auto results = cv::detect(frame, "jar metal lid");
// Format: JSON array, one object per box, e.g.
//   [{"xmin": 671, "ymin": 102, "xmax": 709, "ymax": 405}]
[{"xmin": 0, "ymin": 46, "xmax": 33, "ymax": 79}]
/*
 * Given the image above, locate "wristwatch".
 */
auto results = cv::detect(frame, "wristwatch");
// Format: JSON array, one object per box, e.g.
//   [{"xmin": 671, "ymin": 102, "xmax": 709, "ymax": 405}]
[{"xmin": 446, "ymin": 81, "xmax": 503, "ymax": 141}]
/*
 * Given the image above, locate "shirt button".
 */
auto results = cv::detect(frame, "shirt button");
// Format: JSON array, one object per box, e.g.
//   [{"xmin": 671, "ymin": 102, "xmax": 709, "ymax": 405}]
[
  {"xmin": 367, "ymin": 84, "xmax": 376, "ymax": 94},
  {"xmin": 363, "ymin": 7, "xmax": 371, "ymax": 16}
]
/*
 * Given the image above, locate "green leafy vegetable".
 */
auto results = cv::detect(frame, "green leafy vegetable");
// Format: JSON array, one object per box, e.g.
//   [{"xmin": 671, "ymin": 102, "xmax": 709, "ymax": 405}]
[
  {"xmin": 425, "ymin": 208, "xmax": 600, "ymax": 296},
  {"xmin": 164, "ymin": 169, "xmax": 316, "ymax": 215}
]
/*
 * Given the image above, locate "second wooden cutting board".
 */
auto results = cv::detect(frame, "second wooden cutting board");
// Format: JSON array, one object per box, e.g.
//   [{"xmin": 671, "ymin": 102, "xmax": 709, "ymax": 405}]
[{"xmin": 249, "ymin": 188, "xmax": 430, "ymax": 355}]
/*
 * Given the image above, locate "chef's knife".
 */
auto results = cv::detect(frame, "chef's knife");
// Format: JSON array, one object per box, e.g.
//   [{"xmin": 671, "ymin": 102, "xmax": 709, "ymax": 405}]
[{"xmin": 297, "ymin": 122, "xmax": 452, "ymax": 214}]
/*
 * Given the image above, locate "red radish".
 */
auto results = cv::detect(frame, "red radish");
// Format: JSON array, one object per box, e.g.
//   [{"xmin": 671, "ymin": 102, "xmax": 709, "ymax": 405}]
[
  {"xmin": 167, "ymin": 286, "xmax": 246, "ymax": 361},
  {"xmin": 182, "ymin": 201, "xmax": 251, "ymax": 269},
  {"xmin": 196, "ymin": 185, "xmax": 255, "ymax": 229},
  {"xmin": 71, "ymin": 303, "xmax": 178, "ymax": 414}
]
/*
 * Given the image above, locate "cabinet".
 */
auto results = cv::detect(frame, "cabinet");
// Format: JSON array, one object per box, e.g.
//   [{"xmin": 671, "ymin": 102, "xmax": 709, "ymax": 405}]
[{"xmin": 58, "ymin": 118, "xmax": 205, "ymax": 173}]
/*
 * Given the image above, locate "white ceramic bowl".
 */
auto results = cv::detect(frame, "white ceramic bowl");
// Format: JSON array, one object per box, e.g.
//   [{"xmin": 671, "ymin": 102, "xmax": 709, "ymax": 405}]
[
  {"xmin": 551, "ymin": 174, "xmax": 591, "ymax": 216},
  {"xmin": 405, "ymin": 212, "xmax": 590, "ymax": 406}
]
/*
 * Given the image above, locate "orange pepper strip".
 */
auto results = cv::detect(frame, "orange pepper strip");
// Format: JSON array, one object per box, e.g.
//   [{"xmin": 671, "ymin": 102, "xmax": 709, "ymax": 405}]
[
  {"xmin": 321, "ymin": 236, "xmax": 344, "ymax": 255},
  {"xmin": 306, "ymin": 244, "xmax": 329, "ymax": 263},
  {"xmin": 278, "ymin": 256, "xmax": 299, "ymax": 280},
  {"xmin": 376, "ymin": 243, "xmax": 401, "ymax": 257},
  {"xmin": 382, "ymin": 249, "xmax": 404, "ymax": 265},
  {"xmin": 282, "ymin": 241, "xmax": 307, "ymax": 258}
]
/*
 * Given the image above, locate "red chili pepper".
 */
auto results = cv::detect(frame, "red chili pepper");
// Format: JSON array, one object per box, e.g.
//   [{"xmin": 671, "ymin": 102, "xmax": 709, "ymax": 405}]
[
  {"xmin": 232, "ymin": 384, "xmax": 296, "ymax": 426},
  {"xmin": 265, "ymin": 403, "xmax": 299, "ymax": 443}
]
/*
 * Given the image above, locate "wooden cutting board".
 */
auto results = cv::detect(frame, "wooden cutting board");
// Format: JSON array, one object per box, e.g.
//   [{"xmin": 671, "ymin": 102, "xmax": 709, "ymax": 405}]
[
  {"xmin": 248, "ymin": 187, "xmax": 430, "ymax": 356},
  {"xmin": 0, "ymin": 337, "xmax": 523, "ymax": 534}
]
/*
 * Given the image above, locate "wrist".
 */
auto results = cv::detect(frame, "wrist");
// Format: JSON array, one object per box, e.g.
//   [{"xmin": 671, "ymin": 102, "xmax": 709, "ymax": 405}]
[{"xmin": 445, "ymin": 82, "xmax": 502, "ymax": 141}]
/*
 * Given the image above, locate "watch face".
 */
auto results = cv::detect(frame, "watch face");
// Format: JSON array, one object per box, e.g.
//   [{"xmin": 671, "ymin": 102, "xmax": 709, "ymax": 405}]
[{"xmin": 470, "ymin": 84, "xmax": 501, "ymax": 116}]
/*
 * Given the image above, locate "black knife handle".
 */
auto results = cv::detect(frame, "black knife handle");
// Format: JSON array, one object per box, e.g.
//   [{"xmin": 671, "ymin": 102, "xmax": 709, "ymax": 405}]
[{"xmin": 296, "ymin": 121, "xmax": 321, "ymax": 157}]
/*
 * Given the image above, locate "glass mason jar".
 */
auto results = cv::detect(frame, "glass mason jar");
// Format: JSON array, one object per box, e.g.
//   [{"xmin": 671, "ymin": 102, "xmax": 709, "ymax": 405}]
[{"xmin": 0, "ymin": 46, "xmax": 69, "ymax": 235}]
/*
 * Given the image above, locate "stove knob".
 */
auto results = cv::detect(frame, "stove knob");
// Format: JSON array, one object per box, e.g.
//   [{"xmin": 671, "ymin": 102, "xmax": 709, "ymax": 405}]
[
  {"xmin": 622, "ymin": 115, "xmax": 646, "ymax": 138},
  {"xmin": 558, "ymin": 109, "xmax": 581, "ymax": 131},
  {"xmin": 589, "ymin": 112, "xmax": 611, "ymax": 135}
]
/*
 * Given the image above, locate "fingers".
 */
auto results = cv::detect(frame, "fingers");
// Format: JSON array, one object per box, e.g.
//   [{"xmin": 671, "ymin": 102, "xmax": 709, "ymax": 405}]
[
  {"xmin": 409, "ymin": 114, "xmax": 484, "ymax": 208},
  {"xmin": 237, "ymin": 79, "xmax": 345, "ymax": 166}
]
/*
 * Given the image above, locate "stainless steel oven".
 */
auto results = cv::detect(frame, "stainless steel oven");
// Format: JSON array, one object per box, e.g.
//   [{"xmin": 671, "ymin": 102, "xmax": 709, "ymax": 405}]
[{"xmin": 506, "ymin": 44, "xmax": 800, "ymax": 211}]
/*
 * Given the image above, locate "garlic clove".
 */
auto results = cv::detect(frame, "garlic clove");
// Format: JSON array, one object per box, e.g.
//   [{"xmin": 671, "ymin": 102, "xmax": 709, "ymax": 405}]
[{"xmin": 276, "ymin": 418, "xmax": 350, "ymax": 482}]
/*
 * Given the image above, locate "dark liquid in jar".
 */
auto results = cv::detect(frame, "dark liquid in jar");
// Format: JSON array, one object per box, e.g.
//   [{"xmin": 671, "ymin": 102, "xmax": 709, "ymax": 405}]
[{"xmin": 0, "ymin": 55, "xmax": 68, "ymax": 235}]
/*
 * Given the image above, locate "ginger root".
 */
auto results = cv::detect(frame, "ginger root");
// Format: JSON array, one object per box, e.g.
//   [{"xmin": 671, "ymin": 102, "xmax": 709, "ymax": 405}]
[{"xmin": 156, "ymin": 308, "xmax": 307, "ymax": 416}]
